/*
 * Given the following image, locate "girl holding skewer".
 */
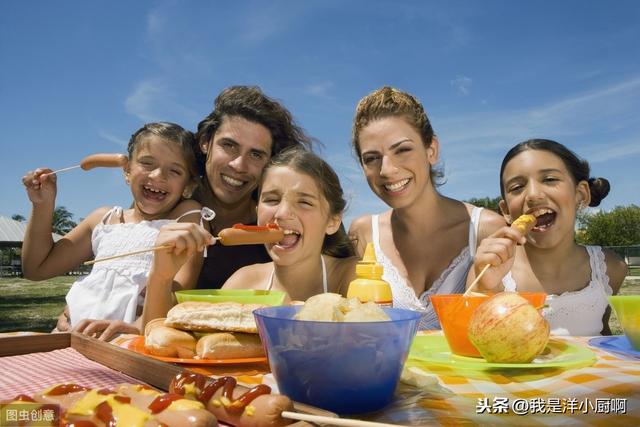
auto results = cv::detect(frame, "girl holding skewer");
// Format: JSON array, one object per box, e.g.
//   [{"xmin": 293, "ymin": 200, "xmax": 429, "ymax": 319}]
[
  {"xmin": 21, "ymin": 122, "xmax": 204, "ymax": 338},
  {"xmin": 469, "ymin": 139, "xmax": 628, "ymax": 335},
  {"xmin": 142, "ymin": 147, "xmax": 358, "ymax": 324}
]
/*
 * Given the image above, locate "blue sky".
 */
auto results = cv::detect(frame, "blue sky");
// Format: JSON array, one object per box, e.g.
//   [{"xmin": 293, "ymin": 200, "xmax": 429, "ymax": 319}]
[{"xmin": 2, "ymin": 1, "xmax": 639, "ymax": 228}]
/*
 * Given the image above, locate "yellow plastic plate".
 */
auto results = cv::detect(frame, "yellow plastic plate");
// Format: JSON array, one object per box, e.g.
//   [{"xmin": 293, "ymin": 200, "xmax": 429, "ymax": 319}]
[{"xmin": 409, "ymin": 335, "xmax": 596, "ymax": 370}]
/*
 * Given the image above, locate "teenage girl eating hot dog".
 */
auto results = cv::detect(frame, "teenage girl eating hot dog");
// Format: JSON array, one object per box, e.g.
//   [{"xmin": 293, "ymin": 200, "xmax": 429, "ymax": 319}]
[
  {"xmin": 143, "ymin": 147, "xmax": 357, "ymax": 324},
  {"xmin": 469, "ymin": 139, "xmax": 628, "ymax": 335}
]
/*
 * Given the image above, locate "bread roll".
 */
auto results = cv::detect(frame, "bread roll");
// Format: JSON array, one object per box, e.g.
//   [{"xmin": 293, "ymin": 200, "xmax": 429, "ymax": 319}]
[
  {"xmin": 165, "ymin": 301, "xmax": 264, "ymax": 333},
  {"xmin": 144, "ymin": 318, "xmax": 196, "ymax": 358},
  {"xmin": 196, "ymin": 332, "xmax": 265, "ymax": 359}
]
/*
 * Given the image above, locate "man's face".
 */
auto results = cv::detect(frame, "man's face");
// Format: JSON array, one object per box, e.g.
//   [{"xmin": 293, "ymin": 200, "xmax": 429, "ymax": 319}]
[{"xmin": 201, "ymin": 115, "xmax": 273, "ymax": 207}]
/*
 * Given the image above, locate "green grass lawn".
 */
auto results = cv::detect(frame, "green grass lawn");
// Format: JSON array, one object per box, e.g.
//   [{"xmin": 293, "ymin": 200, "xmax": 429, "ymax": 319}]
[
  {"xmin": 1, "ymin": 273, "xmax": 638, "ymax": 333},
  {"xmin": 0, "ymin": 276, "xmax": 73, "ymax": 332}
]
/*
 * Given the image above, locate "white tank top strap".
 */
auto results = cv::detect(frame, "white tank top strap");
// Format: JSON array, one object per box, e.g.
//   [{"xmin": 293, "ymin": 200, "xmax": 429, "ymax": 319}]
[
  {"xmin": 266, "ymin": 256, "xmax": 327, "ymax": 293},
  {"xmin": 371, "ymin": 214, "xmax": 382, "ymax": 253},
  {"xmin": 100, "ymin": 206, "xmax": 123, "ymax": 224},
  {"xmin": 175, "ymin": 209, "xmax": 204, "ymax": 222},
  {"xmin": 585, "ymin": 245, "xmax": 613, "ymax": 295},
  {"xmin": 468, "ymin": 206, "xmax": 483, "ymax": 257}
]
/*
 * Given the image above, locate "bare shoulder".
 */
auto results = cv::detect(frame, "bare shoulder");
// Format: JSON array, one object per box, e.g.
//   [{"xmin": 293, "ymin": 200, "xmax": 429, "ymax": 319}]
[
  {"xmin": 222, "ymin": 262, "xmax": 273, "ymax": 289},
  {"xmin": 471, "ymin": 205, "xmax": 507, "ymax": 242},
  {"xmin": 82, "ymin": 206, "xmax": 113, "ymax": 228},
  {"xmin": 171, "ymin": 199, "xmax": 203, "ymax": 222},
  {"xmin": 348, "ymin": 214, "xmax": 374, "ymax": 257},
  {"xmin": 602, "ymin": 248, "xmax": 629, "ymax": 294}
]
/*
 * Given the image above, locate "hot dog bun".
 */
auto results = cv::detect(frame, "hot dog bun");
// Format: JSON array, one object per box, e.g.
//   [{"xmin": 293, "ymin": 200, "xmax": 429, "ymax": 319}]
[
  {"xmin": 196, "ymin": 332, "xmax": 265, "ymax": 359},
  {"xmin": 165, "ymin": 302, "xmax": 265, "ymax": 334},
  {"xmin": 144, "ymin": 318, "xmax": 197, "ymax": 358}
]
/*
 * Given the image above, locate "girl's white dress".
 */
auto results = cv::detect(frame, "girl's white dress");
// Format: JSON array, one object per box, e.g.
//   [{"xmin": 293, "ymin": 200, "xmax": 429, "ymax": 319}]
[
  {"xmin": 66, "ymin": 207, "xmax": 197, "ymax": 326},
  {"xmin": 502, "ymin": 245, "xmax": 612, "ymax": 336},
  {"xmin": 371, "ymin": 207, "xmax": 483, "ymax": 330}
]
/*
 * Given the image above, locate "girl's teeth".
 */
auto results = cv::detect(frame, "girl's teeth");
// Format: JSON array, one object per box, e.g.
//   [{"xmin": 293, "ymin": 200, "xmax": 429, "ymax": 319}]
[
  {"xmin": 222, "ymin": 175, "xmax": 244, "ymax": 187},
  {"xmin": 384, "ymin": 179, "xmax": 409, "ymax": 191}
]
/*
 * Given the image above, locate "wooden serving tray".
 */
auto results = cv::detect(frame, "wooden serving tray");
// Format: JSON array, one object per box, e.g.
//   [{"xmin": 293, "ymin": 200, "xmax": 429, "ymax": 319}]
[{"xmin": 0, "ymin": 332, "xmax": 336, "ymax": 425}]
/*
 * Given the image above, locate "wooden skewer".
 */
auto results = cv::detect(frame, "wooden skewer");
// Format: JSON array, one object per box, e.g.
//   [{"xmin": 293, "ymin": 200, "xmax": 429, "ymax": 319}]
[
  {"xmin": 463, "ymin": 264, "xmax": 491, "ymax": 297},
  {"xmin": 281, "ymin": 411, "xmax": 402, "ymax": 427},
  {"xmin": 49, "ymin": 165, "xmax": 81, "ymax": 175},
  {"xmin": 84, "ymin": 244, "xmax": 174, "ymax": 265},
  {"xmin": 83, "ymin": 238, "xmax": 223, "ymax": 265}
]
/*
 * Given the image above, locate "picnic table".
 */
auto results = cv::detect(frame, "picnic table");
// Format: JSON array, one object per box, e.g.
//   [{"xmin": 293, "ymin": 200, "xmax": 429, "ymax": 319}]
[{"xmin": 1, "ymin": 331, "xmax": 638, "ymax": 426}]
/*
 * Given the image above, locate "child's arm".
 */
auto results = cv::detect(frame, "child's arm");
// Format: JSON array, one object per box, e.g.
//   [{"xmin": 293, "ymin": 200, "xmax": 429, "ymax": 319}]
[
  {"xmin": 467, "ymin": 225, "xmax": 525, "ymax": 291},
  {"xmin": 21, "ymin": 168, "xmax": 105, "ymax": 280},
  {"xmin": 141, "ymin": 214, "xmax": 214, "ymax": 328}
]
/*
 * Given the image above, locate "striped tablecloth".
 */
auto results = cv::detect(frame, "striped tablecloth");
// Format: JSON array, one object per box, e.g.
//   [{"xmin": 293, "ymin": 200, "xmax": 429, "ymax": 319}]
[{"xmin": 367, "ymin": 332, "xmax": 640, "ymax": 426}]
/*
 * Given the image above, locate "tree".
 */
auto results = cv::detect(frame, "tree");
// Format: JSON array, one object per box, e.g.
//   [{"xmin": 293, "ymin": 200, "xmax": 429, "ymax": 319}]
[
  {"xmin": 52, "ymin": 206, "xmax": 77, "ymax": 235},
  {"xmin": 11, "ymin": 214, "xmax": 25, "ymax": 222},
  {"xmin": 577, "ymin": 205, "xmax": 640, "ymax": 246},
  {"xmin": 464, "ymin": 196, "xmax": 502, "ymax": 214}
]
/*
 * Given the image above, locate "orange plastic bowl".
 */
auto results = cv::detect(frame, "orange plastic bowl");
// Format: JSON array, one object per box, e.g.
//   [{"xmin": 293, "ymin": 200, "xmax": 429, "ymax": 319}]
[{"xmin": 430, "ymin": 292, "xmax": 547, "ymax": 357}]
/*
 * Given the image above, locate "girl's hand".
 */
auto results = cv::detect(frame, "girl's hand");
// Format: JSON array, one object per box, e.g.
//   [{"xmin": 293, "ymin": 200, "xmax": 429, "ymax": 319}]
[
  {"xmin": 22, "ymin": 168, "xmax": 57, "ymax": 206},
  {"xmin": 472, "ymin": 226, "xmax": 525, "ymax": 291},
  {"xmin": 73, "ymin": 319, "xmax": 140, "ymax": 341},
  {"xmin": 150, "ymin": 222, "xmax": 215, "ymax": 282}
]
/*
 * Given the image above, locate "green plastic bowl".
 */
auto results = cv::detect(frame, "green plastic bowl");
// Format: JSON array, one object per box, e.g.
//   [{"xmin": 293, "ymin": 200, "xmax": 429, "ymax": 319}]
[
  {"xmin": 175, "ymin": 289, "xmax": 287, "ymax": 306},
  {"xmin": 609, "ymin": 295, "xmax": 640, "ymax": 350}
]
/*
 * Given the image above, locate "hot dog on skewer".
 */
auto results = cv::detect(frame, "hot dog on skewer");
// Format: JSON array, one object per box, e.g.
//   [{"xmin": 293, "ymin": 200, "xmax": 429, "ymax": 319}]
[
  {"xmin": 170, "ymin": 372, "xmax": 293, "ymax": 427},
  {"xmin": 80, "ymin": 153, "xmax": 128, "ymax": 170},
  {"xmin": 217, "ymin": 224, "xmax": 284, "ymax": 246},
  {"xmin": 511, "ymin": 214, "xmax": 537, "ymax": 235}
]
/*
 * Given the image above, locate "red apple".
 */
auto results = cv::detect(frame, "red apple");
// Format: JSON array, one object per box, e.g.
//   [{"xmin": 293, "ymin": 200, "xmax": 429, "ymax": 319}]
[{"xmin": 467, "ymin": 292, "xmax": 549, "ymax": 363}]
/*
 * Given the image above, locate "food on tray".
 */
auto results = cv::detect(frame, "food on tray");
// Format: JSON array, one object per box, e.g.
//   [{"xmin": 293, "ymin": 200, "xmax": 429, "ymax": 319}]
[
  {"xmin": 468, "ymin": 292, "xmax": 550, "ymax": 363},
  {"xmin": 294, "ymin": 293, "xmax": 390, "ymax": 322},
  {"xmin": 511, "ymin": 213, "xmax": 537, "ymax": 234},
  {"xmin": 144, "ymin": 318, "xmax": 196, "ymax": 358},
  {"xmin": 144, "ymin": 302, "xmax": 267, "ymax": 360},
  {"xmin": 23, "ymin": 382, "xmax": 218, "ymax": 426},
  {"xmin": 196, "ymin": 332, "xmax": 265, "ymax": 359},
  {"xmin": 165, "ymin": 301, "xmax": 265, "ymax": 334},
  {"xmin": 2, "ymin": 372, "xmax": 296, "ymax": 427},
  {"xmin": 170, "ymin": 372, "xmax": 293, "ymax": 427},
  {"xmin": 218, "ymin": 224, "xmax": 284, "ymax": 246},
  {"xmin": 80, "ymin": 153, "xmax": 128, "ymax": 170}
]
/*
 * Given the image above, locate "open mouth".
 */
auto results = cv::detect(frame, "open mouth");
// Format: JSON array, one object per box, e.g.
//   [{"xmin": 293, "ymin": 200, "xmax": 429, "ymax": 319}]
[
  {"xmin": 221, "ymin": 174, "xmax": 247, "ymax": 189},
  {"xmin": 531, "ymin": 208, "xmax": 556, "ymax": 232},
  {"xmin": 382, "ymin": 178, "xmax": 410, "ymax": 194},
  {"xmin": 275, "ymin": 229, "xmax": 301, "ymax": 250},
  {"xmin": 142, "ymin": 185, "xmax": 168, "ymax": 201}
]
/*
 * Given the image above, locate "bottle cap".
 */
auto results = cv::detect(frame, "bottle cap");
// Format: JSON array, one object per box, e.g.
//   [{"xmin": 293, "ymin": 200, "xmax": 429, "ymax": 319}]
[{"xmin": 356, "ymin": 242, "xmax": 383, "ymax": 277}]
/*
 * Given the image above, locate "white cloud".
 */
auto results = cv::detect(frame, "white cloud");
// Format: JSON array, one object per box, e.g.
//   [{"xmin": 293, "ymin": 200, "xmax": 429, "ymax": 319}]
[
  {"xmin": 125, "ymin": 80, "xmax": 165, "ymax": 122},
  {"xmin": 451, "ymin": 75, "xmax": 472, "ymax": 96},
  {"xmin": 305, "ymin": 82, "xmax": 335, "ymax": 99},
  {"xmin": 124, "ymin": 79, "xmax": 199, "ymax": 124},
  {"xmin": 98, "ymin": 131, "xmax": 128, "ymax": 148}
]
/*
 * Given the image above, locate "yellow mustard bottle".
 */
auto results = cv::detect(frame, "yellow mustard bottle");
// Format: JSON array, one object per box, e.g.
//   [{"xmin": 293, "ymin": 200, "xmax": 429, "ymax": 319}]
[{"xmin": 347, "ymin": 242, "xmax": 393, "ymax": 307}]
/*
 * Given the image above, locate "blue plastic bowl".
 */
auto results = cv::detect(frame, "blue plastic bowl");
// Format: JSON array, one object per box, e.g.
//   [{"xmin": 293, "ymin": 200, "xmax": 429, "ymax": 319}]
[{"xmin": 253, "ymin": 305, "xmax": 421, "ymax": 415}]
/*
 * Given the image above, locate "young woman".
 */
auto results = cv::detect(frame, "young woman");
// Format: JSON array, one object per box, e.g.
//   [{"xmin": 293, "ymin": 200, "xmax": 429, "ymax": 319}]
[
  {"xmin": 349, "ymin": 86, "xmax": 505, "ymax": 329},
  {"xmin": 470, "ymin": 139, "xmax": 628, "ymax": 335}
]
